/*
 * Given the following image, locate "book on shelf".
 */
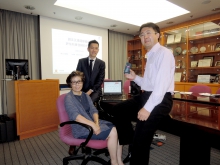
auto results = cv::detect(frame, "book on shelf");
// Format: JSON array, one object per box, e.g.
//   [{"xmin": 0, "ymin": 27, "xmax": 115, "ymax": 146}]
[
  {"xmin": 198, "ymin": 59, "xmax": 211, "ymax": 67},
  {"xmin": 197, "ymin": 75, "xmax": 210, "ymax": 83}
]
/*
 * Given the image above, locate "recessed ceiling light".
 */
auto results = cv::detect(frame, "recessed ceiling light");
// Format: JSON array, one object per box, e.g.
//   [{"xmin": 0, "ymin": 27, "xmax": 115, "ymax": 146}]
[
  {"xmin": 75, "ymin": 16, "xmax": 82, "ymax": 20},
  {"xmin": 202, "ymin": 0, "xmax": 211, "ymax": 4},
  {"xmin": 110, "ymin": 24, "xmax": 117, "ymax": 27},
  {"xmin": 24, "ymin": 5, "xmax": 35, "ymax": 10},
  {"xmin": 212, "ymin": 8, "xmax": 220, "ymax": 11},
  {"xmin": 167, "ymin": 21, "xmax": 174, "ymax": 24}
]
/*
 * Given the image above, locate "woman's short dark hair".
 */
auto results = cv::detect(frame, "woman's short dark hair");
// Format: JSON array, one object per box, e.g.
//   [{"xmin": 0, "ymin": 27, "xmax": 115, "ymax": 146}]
[{"xmin": 66, "ymin": 71, "xmax": 85, "ymax": 88}]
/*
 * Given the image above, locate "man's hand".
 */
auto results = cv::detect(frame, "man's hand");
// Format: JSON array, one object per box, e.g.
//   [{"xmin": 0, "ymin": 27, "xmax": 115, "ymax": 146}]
[
  {"xmin": 86, "ymin": 89, "xmax": 93, "ymax": 96},
  {"xmin": 125, "ymin": 69, "xmax": 136, "ymax": 80},
  {"xmin": 138, "ymin": 108, "xmax": 150, "ymax": 121}
]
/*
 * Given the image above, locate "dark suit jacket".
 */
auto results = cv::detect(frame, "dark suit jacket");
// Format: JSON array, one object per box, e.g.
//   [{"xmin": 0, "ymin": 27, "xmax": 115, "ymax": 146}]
[{"xmin": 76, "ymin": 57, "xmax": 105, "ymax": 93}]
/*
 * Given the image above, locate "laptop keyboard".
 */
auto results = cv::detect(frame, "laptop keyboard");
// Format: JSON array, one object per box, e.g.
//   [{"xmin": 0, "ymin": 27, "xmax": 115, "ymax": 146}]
[{"xmin": 102, "ymin": 95, "xmax": 122, "ymax": 100}]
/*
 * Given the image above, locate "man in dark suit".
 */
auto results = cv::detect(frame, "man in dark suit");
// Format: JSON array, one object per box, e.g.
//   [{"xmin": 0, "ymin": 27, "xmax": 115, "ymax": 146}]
[{"xmin": 76, "ymin": 40, "xmax": 105, "ymax": 103}]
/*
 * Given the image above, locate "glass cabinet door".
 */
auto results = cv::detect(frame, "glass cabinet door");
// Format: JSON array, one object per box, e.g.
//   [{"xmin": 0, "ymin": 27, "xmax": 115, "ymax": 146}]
[
  {"xmin": 188, "ymin": 19, "xmax": 220, "ymax": 83},
  {"xmin": 163, "ymin": 27, "xmax": 188, "ymax": 82},
  {"xmin": 127, "ymin": 39, "xmax": 143, "ymax": 76}
]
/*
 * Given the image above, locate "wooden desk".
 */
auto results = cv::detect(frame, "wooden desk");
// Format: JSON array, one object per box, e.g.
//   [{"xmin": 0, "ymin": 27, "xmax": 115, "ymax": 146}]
[
  {"xmin": 100, "ymin": 93, "xmax": 220, "ymax": 164},
  {"xmin": 7, "ymin": 80, "xmax": 59, "ymax": 140},
  {"xmin": 169, "ymin": 93, "xmax": 220, "ymax": 165}
]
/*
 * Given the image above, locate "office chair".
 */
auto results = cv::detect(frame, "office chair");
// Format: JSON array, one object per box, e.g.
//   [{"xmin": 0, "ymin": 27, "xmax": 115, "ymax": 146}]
[
  {"xmin": 188, "ymin": 84, "xmax": 211, "ymax": 93},
  {"xmin": 56, "ymin": 94, "xmax": 110, "ymax": 165}
]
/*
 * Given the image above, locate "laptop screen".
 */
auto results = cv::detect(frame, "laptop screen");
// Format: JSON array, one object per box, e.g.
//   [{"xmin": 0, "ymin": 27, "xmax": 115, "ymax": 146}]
[{"xmin": 103, "ymin": 80, "xmax": 122, "ymax": 95}]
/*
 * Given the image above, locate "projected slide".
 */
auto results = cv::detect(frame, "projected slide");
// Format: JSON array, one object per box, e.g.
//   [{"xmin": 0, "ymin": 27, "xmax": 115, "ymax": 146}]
[{"xmin": 52, "ymin": 29, "xmax": 102, "ymax": 74}]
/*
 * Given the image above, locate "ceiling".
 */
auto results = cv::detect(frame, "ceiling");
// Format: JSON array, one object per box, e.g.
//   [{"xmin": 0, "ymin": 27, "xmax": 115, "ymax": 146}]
[{"xmin": 0, "ymin": 0, "xmax": 220, "ymax": 36}]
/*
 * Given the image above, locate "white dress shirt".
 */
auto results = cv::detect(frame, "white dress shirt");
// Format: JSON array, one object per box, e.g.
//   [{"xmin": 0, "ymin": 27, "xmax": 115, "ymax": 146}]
[{"xmin": 134, "ymin": 43, "xmax": 175, "ymax": 112}]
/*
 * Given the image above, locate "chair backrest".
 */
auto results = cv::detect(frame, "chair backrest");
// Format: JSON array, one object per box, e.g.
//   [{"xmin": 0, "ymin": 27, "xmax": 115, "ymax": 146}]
[
  {"xmin": 123, "ymin": 80, "xmax": 131, "ymax": 94},
  {"xmin": 56, "ymin": 94, "xmax": 76, "ymax": 144},
  {"xmin": 216, "ymin": 88, "xmax": 220, "ymax": 94},
  {"xmin": 57, "ymin": 94, "xmax": 68, "ymax": 123},
  {"xmin": 56, "ymin": 94, "xmax": 107, "ymax": 149},
  {"xmin": 188, "ymin": 84, "xmax": 211, "ymax": 93}
]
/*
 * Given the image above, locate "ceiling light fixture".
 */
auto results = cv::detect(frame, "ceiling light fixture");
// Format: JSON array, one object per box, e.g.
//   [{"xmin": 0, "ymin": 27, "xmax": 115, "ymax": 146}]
[
  {"xmin": 24, "ymin": 5, "xmax": 35, "ymax": 10},
  {"xmin": 75, "ymin": 16, "xmax": 82, "ymax": 20}
]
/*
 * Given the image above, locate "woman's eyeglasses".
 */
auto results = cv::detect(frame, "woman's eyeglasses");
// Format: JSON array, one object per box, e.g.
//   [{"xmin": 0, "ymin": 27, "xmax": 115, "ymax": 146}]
[{"xmin": 71, "ymin": 80, "xmax": 83, "ymax": 85}]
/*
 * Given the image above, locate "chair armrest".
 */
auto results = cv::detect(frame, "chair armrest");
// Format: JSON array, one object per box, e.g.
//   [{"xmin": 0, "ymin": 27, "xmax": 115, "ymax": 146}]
[{"xmin": 60, "ymin": 120, "xmax": 93, "ymax": 147}]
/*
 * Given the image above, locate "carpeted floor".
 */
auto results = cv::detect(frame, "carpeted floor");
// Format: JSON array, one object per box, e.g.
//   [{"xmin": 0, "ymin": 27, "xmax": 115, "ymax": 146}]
[{"xmin": 1, "ymin": 130, "xmax": 220, "ymax": 165}]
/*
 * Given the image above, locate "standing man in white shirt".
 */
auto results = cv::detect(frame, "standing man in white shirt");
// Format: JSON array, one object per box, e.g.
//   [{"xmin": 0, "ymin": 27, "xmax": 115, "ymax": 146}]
[{"xmin": 112, "ymin": 22, "xmax": 175, "ymax": 164}]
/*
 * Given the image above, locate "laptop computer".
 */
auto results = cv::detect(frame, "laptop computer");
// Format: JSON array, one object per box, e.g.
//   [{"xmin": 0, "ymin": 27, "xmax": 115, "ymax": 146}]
[{"xmin": 102, "ymin": 80, "xmax": 123, "ymax": 102}]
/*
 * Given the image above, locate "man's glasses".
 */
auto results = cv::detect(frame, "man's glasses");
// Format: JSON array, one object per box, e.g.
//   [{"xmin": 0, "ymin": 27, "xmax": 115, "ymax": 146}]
[
  {"xmin": 139, "ymin": 31, "xmax": 157, "ymax": 38},
  {"xmin": 71, "ymin": 80, "xmax": 83, "ymax": 85}
]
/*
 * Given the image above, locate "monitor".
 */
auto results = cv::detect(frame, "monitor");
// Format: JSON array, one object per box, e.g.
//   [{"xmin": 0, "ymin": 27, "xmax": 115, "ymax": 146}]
[{"xmin": 5, "ymin": 59, "xmax": 29, "ymax": 80}]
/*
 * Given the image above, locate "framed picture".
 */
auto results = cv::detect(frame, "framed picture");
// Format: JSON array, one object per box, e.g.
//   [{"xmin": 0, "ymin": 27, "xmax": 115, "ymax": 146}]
[
  {"xmin": 174, "ymin": 33, "xmax": 182, "ymax": 43},
  {"xmin": 197, "ymin": 75, "xmax": 210, "ymax": 83},
  {"xmin": 203, "ymin": 56, "xmax": 214, "ymax": 66},
  {"xmin": 191, "ymin": 61, "xmax": 198, "ymax": 67},
  {"xmin": 198, "ymin": 59, "xmax": 212, "ymax": 67},
  {"xmin": 174, "ymin": 72, "xmax": 182, "ymax": 82},
  {"xmin": 215, "ymin": 61, "xmax": 220, "ymax": 66},
  {"xmin": 167, "ymin": 35, "xmax": 174, "ymax": 44},
  {"xmin": 215, "ymin": 43, "xmax": 220, "ymax": 51}
]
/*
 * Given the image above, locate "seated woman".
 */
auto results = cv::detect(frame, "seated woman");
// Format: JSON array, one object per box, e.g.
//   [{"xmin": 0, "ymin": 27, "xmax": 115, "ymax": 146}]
[{"xmin": 65, "ymin": 71, "xmax": 124, "ymax": 165}]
